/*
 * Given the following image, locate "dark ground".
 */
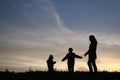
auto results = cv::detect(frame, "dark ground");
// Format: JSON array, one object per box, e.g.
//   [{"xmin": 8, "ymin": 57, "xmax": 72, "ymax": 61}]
[{"xmin": 0, "ymin": 71, "xmax": 120, "ymax": 80}]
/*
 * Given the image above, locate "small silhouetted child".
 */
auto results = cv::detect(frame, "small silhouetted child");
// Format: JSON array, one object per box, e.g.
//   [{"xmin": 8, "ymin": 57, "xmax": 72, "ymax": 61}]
[{"xmin": 47, "ymin": 55, "xmax": 56, "ymax": 72}]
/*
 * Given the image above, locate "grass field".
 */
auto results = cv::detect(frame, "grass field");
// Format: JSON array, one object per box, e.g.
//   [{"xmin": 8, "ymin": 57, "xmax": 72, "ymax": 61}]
[{"xmin": 0, "ymin": 71, "xmax": 120, "ymax": 80}]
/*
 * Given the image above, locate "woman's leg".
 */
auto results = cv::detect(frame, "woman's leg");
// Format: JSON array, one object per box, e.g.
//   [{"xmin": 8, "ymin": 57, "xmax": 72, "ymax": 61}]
[
  {"xmin": 87, "ymin": 60, "xmax": 93, "ymax": 72},
  {"xmin": 92, "ymin": 59, "xmax": 98, "ymax": 72}
]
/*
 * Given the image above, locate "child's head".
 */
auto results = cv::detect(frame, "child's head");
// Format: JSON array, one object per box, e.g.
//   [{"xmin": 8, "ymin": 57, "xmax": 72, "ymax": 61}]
[
  {"xmin": 49, "ymin": 55, "xmax": 53, "ymax": 59},
  {"xmin": 68, "ymin": 48, "xmax": 73, "ymax": 52}
]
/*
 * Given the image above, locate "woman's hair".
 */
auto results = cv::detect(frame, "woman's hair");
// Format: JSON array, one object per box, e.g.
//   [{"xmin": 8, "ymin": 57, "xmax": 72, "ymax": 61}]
[{"xmin": 89, "ymin": 35, "xmax": 97, "ymax": 43}]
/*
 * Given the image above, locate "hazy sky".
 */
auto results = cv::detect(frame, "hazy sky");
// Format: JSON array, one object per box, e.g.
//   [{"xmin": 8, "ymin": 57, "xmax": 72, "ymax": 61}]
[{"xmin": 0, "ymin": 0, "xmax": 120, "ymax": 72}]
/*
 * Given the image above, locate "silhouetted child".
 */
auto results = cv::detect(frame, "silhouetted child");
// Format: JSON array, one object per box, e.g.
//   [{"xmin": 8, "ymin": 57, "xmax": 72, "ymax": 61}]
[
  {"xmin": 62, "ymin": 48, "xmax": 82, "ymax": 72},
  {"xmin": 47, "ymin": 55, "xmax": 56, "ymax": 72}
]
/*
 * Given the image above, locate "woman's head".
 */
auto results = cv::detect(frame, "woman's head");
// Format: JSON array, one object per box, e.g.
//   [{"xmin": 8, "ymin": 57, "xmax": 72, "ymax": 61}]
[{"xmin": 89, "ymin": 35, "xmax": 97, "ymax": 43}]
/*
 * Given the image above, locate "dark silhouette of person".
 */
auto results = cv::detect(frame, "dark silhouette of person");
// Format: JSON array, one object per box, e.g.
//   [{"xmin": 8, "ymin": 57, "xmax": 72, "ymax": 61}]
[
  {"xmin": 47, "ymin": 55, "xmax": 56, "ymax": 72},
  {"xmin": 84, "ymin": 35, "xmax": 98, "ymax": 72},
  {"xmin": 62, "ymin": 48, "xmax": 82, "ymax": 72}
]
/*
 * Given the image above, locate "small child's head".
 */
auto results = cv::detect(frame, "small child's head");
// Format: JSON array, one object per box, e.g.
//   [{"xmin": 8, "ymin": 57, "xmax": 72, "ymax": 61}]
[
  {"xmin": 49, "ymin": 55, "xmax": 53, "ymax": 59},
  {"xmin": 68, "ymin": 48, "xmax": 73, "ymax": 52}
]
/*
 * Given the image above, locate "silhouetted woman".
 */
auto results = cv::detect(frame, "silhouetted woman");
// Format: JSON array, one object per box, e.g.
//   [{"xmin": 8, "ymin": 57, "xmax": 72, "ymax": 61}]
[
  {"xmin": 84, "ymin": 35, "xmax": 98, "ymax": 72},
  {"xmin": 62, "ymin": 48, "xmax": 82, "ymax": 72},
  {"xmin": 47, "ymin": 55, "xmax": 56, "ymax": 72}
]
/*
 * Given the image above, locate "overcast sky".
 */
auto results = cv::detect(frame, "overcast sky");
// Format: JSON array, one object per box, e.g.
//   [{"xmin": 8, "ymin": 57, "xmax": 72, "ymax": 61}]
[{"xmin": 0, "ymin": 0, "xmax": 120, "ymax": 72}]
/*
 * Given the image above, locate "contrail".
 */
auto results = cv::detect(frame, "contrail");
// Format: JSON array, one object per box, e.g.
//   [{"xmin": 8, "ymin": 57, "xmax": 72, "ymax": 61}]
[{"xmin": 46, "ymin": 0, "xmax": 66, "ymax": 47}]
